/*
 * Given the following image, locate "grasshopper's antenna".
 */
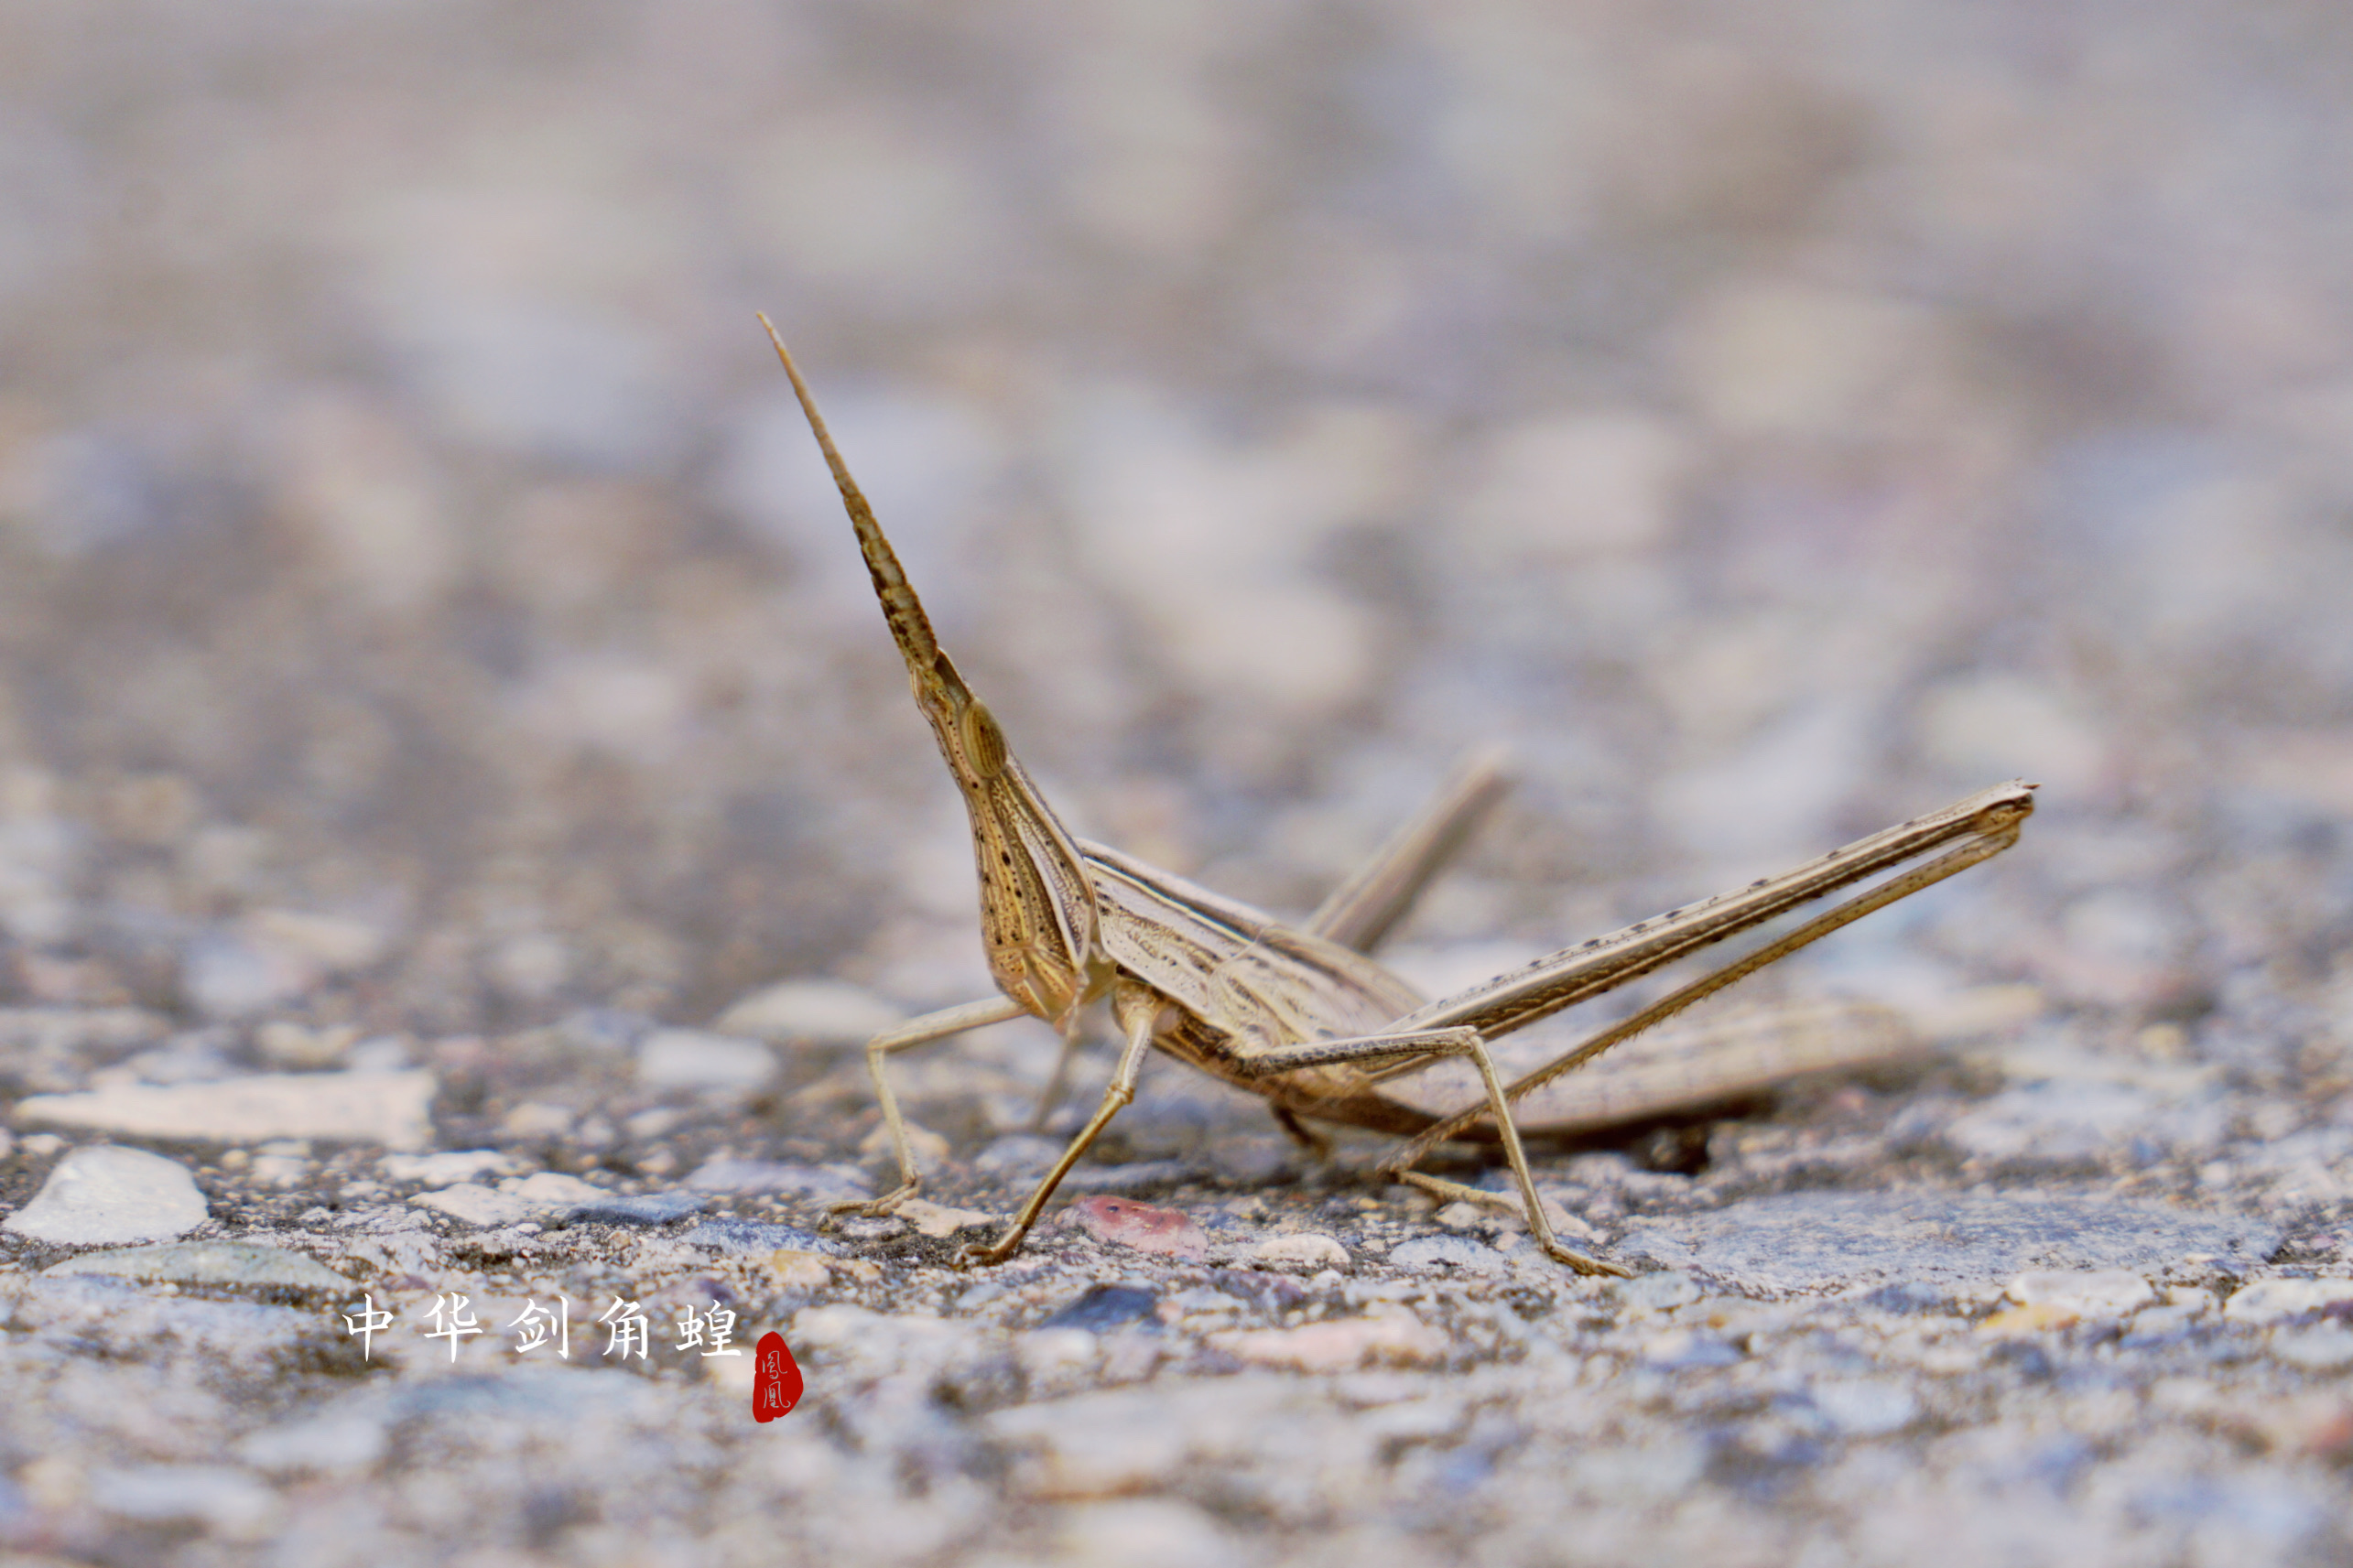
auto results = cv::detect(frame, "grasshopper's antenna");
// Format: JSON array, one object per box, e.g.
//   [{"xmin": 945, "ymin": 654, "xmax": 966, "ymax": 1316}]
[{"xmin": 758, "ymin": 313, "xmax": 942, "ymax": 671}]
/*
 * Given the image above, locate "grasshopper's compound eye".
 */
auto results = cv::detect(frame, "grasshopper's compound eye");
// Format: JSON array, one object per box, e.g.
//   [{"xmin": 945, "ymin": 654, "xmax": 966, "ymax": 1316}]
[{"xmin": 960, "ymin": 699, "xmax": 1008, "ymax": 779}]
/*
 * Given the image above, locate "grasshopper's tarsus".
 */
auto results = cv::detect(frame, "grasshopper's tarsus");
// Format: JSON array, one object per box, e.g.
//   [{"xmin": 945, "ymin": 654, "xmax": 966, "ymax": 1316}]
[
  {"xmin": 762, "ymin": 319, "xmax": 2037, "ymax": 1277},
  {"xmin": 829, "ymin": 1184, "xmax": 919, "ymax": 1220}
]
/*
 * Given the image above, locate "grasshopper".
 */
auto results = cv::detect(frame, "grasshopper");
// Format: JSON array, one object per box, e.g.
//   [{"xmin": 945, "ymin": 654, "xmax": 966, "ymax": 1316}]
[{"xmin": 759, "ymin": 318, "xmax": 2034, "ymax": 1275}]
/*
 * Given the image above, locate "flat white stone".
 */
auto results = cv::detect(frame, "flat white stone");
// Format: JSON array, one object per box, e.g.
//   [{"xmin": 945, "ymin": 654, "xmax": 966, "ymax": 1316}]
[
  {"xmin": 5, "ymin": 1145, "xmax": 210, "ymax": 1245},
  {"xmin": 2006, "ymin": 1269, "xmax": 2157, "ymax": 1318},
  {"xmin": 503, "ymin": 1172, "xmax": 605, "ymax": 1207},
  {"xmin": 898, "ymin": 1197, "xmax": 994, "ymax": 1238},
  {"xmin": 1387, "ymin": 1234, "xmax": 1508, "ymax": 1276},
  {"xmin": 2223, "ymin": 1277, "xmax": 2353, "ymax": 1326},
  {"xmin": 408, "ymin": 1172, "xmax": 606, "ymax": 1226},
  {"xmin": 409, "ymin": 1184, "xmax": 535, "ymax": 1227},
  {"xmin": 380, "ymin": 1149, "xmax": 521, "ymax": 1185},
  {"xmin": 42, "ymin": 1240, "xmax": 350, "ymax": 1291},
  {"xmin": 635, "ymin": 1028, "xmax": 775, "ymax": 1090},
  {"xmin": 1250, "ymin": 1232, "xmax": 1351, "ymax": 1271},
  {"xmin": 16, "ymin": 1071, "xmax": 435, "ymax": 1149},
  {"xmin": 713, "ymin": 979, "xmax": 904, "ymax": 1045}
]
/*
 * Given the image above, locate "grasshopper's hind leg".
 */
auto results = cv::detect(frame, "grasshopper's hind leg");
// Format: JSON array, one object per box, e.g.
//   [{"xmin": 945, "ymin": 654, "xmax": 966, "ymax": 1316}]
[
  {"xmin": 1306, "ymin": 746, "xmax": 1511, "ymax": 956},
  {"xmin": 1232, "ymin": 1027, "xmax": 1630, "ymax": 1278},
  {"xmin": 835, "ymin": 996, "xmax": 1030, "ymax": 1218}
]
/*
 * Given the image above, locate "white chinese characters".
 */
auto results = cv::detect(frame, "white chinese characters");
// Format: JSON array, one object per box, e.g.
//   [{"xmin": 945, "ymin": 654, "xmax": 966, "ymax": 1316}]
[{"xmin": 337, "ymin": 1293, "xmax": 742, "ymax": 1364}]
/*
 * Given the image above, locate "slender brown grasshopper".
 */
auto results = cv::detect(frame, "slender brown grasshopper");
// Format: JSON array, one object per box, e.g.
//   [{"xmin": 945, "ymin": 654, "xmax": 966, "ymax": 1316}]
[{"xmin": 759, "ymin": 318, "xmax": 2034, "ymax": 1275}]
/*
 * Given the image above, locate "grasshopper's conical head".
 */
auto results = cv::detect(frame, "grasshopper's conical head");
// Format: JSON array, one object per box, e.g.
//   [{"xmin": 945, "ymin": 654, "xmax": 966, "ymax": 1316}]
[{"xmin": 760, "ymin": 318, "xmax": 1106, "ymax": 1027}]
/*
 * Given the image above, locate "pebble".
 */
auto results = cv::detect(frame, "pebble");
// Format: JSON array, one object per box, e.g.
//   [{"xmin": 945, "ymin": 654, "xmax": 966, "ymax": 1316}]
[
  {"xmin": 407, "ymin": 1184, "xmax": 536, "ymax": 1227},
  {"xmin": 88, "ymin": 1464, "xmax": 277, "ymax": 1536},
  {"xmin": 0, "ymin": 1006, "xmax": 168, "ymax": 1055},
  {"xmin": 378, "ymin": 1150, "xmax": 522, "ymax": 1185},
  {"xmin": 634, "ymin": 1028, "xmax": 775, "ymax": 1090},
  {"xmin": 684, "ymin": 1158, "xmax": 870, "ymax": 1204},
  {"xmin": 234, "ymin": 1413, "xmax": 390, "ymax": 1475},
  {"xmin": 1808, "ymin": 1378, "xmax": 1922, "ymax": 1437},
  {"xmin": 767, "ymin": 1250, "xmax": 831, "ymax": 1290},
  {"xmin": 1250, "ymin": 1232, "xmax": 1351, "ymax": 1271},
  {"xmin": 711, "ymin": 979, "xmax": 904, "ymax": 1045},
  {"xmin": 41, "ymin": 1240, "xmax": 351, "ymax": 1292},
  {"xmin": 1215, "ymin": 1311, "xmax": 1449, "ymax": 1372},
  {"xmin": 254, "ymin": 1021, "xmax": 361, "ymax": 1069},
  {"xmin": 1053, "ymin": 1498, "xmax": 1241, "ymax": 1568},
  {"xmin": 4, "ymin": 1145, "xmax": 209, "ymax": 1245},
  {"xmin": 1641, "ymin": 1328, "xmax": 1743, "ymax": 1369},
  {"xmin": 2005, "ymin": 1270, "xmax": 2158, "ymax": 1318},
  {"xmin": 506, "ymin": 1172, "xmax": 605, "ymax": 1207},
  {"xmin": 680, "ymin": 1218, "xmax": 842, "ymax": 1255},
  {"xmin": 565, "ymin": 1190, "xmax": 706, "ymax": 1225},
  {"xmin": 2271, "ymin": 1327, "xmax": 2353, "ymax": 1371},
  {"xmin": 791, "ymin": 1304, "xmax": 986, "ymax": 1383},
  {"xmin": 9, "ymin": 1277, "xmax": 319, "ymax": 1360},
  {"xmin": 1979, "ymin": 1301, "xmax": 2087, "ymax": 1336},
  {"xmin": 983, "ymin": 1378, "xmax": 1376, "ymax": 1500},
  {"xmin": 1067, "ymin": 1195, "xmax": 1209, "ymax": 1260},
  {"xmin": 2222, "ymin": 1278, "xmax": 2353, "ymax": 1326},
  {"xmin": 1387, "ymin": 1234, "xmax": 1509, "ymax": 1276},
  {"xmin": 1041, "ymin": 1284, "xmax": 1160, "ymax": 1333},
  {"xmin": 497, "ymin": 1101, "xmax": 575, "ymax": 1139},
  {"xmin": 1015, "ymin": 1327, "xmax": 1101, "ymax": 1389},
  {"xmin": 896, "ymin": 1197, "xmax": 995, "ymax": 1238},
  {"xmin": 1617, "ymin": 1271, "xmax": 1704, "ymax": 1314},
  {"xmin": 408, "ymin": 1172, "xmax": 604, "ymax": 1226},
  {"xmin": 15, "ymin": 1071, "xmax": 436, "ymax": 1148}
]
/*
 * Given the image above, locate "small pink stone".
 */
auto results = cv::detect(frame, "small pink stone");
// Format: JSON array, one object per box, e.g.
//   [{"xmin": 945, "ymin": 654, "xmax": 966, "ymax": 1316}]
[{"xmin": 1068, "ymin": 1195, "xmax": 1209, "ymax": 1260}]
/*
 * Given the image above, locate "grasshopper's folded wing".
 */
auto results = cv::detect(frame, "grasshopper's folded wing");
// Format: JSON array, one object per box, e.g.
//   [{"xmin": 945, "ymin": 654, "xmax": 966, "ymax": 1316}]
[{"xmin": 1078, "ymin": 839, "xmax": 1425, "ymax": 1050}]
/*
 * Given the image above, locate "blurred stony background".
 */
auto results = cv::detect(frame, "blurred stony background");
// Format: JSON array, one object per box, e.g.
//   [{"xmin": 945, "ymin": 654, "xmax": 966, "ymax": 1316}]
[{"xmin": 4, "ymin": 2, "xmax": 2353, "ymax": 1565}]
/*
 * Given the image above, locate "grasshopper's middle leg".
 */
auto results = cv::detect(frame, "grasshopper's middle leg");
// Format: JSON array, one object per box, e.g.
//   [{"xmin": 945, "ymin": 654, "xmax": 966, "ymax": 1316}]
[
  {"xmin": 836, "ymin": 995, "xmax": 1031, "ymax": 1218},
  {"xmin": 1231, "ymin": 1027, "xmax": 1630, "ymax": 1277},
  {"xmin": 1026, "ymin": 1018, "xmax": 1090, "ymax": 1133},
  {"xmin": 1265, "ymin": 748, "xmax": 1507, "ymax": 1159}
]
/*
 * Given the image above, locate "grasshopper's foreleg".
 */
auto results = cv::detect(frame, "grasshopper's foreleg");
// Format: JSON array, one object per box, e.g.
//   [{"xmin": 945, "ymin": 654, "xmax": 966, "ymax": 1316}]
[
  {"xmin": 836, "ymin": 996, "xmax": 1031, "ymax": 1217},
  {"xmin": 1231, "ymin": 1028, "xmax": 1629, "ymax": 1278},
  {"xmin": 958, "ymin": 994, "xmax": 1163, "ymax": 1267}
]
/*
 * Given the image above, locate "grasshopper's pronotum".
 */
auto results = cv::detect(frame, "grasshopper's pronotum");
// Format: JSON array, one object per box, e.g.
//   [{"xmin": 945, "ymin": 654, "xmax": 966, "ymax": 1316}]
[{"xmin": 760, "ymin": 318, "xmax": 2033, "ymax": 1275}]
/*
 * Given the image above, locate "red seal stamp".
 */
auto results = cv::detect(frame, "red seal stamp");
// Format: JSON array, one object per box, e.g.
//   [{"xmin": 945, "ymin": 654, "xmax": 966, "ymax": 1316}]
[{"xmin": 752, "ymin": 1331, "xmax": 803, "ymax": 1422}]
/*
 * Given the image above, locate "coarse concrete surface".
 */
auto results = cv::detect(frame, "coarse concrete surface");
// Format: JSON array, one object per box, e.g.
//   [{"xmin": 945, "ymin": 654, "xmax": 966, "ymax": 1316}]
[{"xmin": 5, "ymin": 3, "xmax": 2353, "ymax": 1564}]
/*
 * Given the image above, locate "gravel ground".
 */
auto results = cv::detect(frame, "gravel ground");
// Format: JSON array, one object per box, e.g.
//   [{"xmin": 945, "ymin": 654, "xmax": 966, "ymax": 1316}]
[{"xmin": 5, "ymin": 3, "xmax": 2353, "ymax": 1564}]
